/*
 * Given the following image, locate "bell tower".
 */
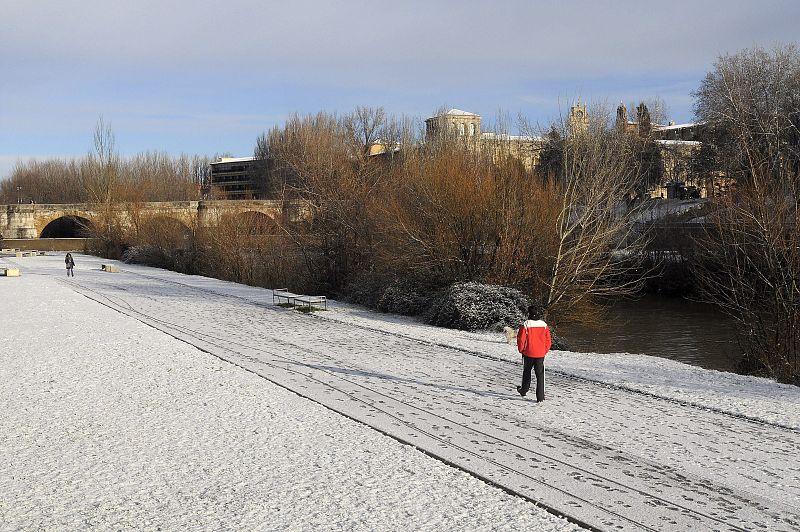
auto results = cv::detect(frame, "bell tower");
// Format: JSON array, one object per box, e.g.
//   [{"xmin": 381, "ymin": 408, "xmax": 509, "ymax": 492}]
[
  {"xmin": 569, "ymin": 101, "xmax": 589, "ymax": 136},
  {"xmin": 616, "ymin": 102, "xmax": 628, "ymax": 131}
]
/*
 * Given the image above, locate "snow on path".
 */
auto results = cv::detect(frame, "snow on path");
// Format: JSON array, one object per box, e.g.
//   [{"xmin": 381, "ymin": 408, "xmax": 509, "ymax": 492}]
[
  {"xmin": 62, "ymin": 254, "xmax": 800, "ymax": 431},
  {"xmin": 4, "ymin": 255, "xmax": 800, "ymax": 531},
  {"xmin": 0, "ymin": 257, "xmax": 579, "ymax": 531}
]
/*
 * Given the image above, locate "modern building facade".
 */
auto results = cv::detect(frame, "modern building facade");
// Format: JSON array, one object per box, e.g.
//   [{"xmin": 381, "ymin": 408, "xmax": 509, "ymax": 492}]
[{"xmin": 208, "ymin": 156, "xmax": 258, "ymax": 199}]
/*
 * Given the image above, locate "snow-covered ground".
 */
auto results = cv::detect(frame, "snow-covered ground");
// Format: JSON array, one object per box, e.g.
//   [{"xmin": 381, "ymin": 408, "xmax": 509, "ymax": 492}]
[
  {"xmin": 2, "ymin": 253, "xmax": 799, "ymax": 531},
  {"xmin": 0, "ymin": 256, "xmax": 577, "ymax": 531}
]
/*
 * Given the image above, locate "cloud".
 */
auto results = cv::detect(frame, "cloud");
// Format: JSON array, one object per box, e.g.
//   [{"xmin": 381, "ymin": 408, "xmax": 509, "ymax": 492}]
[
  {"xmin": 4, "ymin": 1, "xmax": 799, "ymax": 87},
  {"xmin": 2, "ymin": 1, "xmax": 799, "ymax": 162}
]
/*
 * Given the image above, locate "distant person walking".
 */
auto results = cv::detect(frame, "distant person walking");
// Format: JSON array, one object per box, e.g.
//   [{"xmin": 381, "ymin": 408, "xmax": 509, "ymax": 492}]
[
  {"xmin": 65, "ymin": 253, "xmax": 75, "ymax": 277},
  {"xmin": 516, "ymin": 306, "xmax": 552, "ymax": 402}
]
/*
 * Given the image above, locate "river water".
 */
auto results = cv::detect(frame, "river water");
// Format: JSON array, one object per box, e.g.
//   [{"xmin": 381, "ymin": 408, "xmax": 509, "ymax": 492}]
[{"xmin": 556, "ymin": 294, "xmax": 741, "ymax": 372}]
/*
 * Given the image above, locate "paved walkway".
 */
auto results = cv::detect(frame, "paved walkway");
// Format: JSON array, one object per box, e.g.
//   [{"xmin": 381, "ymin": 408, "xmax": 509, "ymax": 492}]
[{"xmin": 8, "ymin": 256, "xmax": 800, "ymax": 531}]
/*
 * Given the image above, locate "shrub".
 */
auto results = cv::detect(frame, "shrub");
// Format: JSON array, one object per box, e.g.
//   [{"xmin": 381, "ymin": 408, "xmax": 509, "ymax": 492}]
[
  {"xmin": 122, "ymin": 245, "xmax": 176, "ymax": 270},
  {"xmin": 344, "ymin": 272, "xmax": 443, "ymax": 316},
  {"xmin": 549, "ymin": 329, "xmax": 571, "ymax": 351},
  {"xmin": 735, "ymin": 352, "xmax": 771, "ymax": 379},
  {"xmin": 342, "ymin": 271, "xmax": 391, "ymax": 309},
  {"xmin": 423, "ymin": 282, "xmax": 529, "ymax": 332},
  {"xmin": 377, "ymin": 278, "xmax": 433, "ymax": 316}
]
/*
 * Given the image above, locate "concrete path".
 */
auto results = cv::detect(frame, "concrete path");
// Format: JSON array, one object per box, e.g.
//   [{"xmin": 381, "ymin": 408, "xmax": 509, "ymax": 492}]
[{"xmin": 7, "ymin": 255, "xmax": 800, "ymax": 531}]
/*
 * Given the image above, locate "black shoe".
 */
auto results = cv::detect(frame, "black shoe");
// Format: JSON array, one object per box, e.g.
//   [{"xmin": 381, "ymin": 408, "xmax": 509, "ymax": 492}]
[{"xmin": 516, "ymin": 386, "xmax": 526, "ymax": 397}]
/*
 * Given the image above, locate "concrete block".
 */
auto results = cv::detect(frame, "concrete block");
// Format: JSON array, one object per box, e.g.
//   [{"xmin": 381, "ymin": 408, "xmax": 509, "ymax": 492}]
[
  {"xmin": 101, "ymin": 264, "xmax": 120, "ymax": 273},
  {"xmin": 2, "ymin": 268, "xmax": 20, "ymax": 277}
]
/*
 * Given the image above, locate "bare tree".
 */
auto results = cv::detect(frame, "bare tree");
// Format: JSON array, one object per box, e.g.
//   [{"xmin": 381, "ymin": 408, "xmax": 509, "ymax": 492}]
[
  {"xmin": 2, "ymin": 150, "xmax": 205, "ymax": 205},
  {"xmin": 645, "ymin": 96, "xmax": 670, "ymax": 126},
  {"xmin": 692, "ymin": 170, "xmax": 800, "ymax": 383},
  {"xmin": 694, "ymin": 43, "xmax": 800, "ymax": 182},
  {"xmin": 83, "ymin": 116, "xmax": 118, "ymax": 204},
  {"xmin": 383, "ymin": 141, "xmax": 507, "ymax": 282},
  {"xmin": 520, "ymin": 106, "xmax": 652, "ymax": 323},
  {"xmin": 691, "ymin": 43, "xmax": 800, "ymax": 383},
  {"xmin": 343, "ymin": 106, "xmax": 387, "ymax": 155},
  {"xmin": 259, "ymin": 111, "xmax": 387, "ymax": 293}
]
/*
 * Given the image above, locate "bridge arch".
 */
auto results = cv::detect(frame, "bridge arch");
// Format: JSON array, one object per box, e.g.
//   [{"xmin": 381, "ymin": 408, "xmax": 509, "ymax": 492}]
[
  {"xmin": 40, "ymin": 215, "xmax": 94, "ymax": 238},
  {"xmin": 136, "ymin": 216, "xmax": 192, "ymax": 247},
  {"xmin": 226, "ymin": 210, "xmax": 280, "ymax": 235},
  {"xmin": 2, "ymin": 199, "xmax": 301, "ymax": 242}
]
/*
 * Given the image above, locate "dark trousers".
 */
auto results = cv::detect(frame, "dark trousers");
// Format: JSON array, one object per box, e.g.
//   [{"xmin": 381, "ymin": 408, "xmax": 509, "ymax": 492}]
[
  {"xmin": 67, "ymin": 267, "xmax": 74, "ymax": 277},
  {"xmin": 521, "ymin": 356, "xmax": 545, "ymax": 401}
]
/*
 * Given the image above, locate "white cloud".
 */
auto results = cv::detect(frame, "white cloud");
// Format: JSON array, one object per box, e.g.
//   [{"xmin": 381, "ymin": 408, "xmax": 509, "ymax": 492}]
[
  {"xmin": 4, "ymin": 1, "xmax": 799, "ymax": 87},
  {"xmin": 2, "ymin": 1, "xmax": 799, "ymax": 165}
]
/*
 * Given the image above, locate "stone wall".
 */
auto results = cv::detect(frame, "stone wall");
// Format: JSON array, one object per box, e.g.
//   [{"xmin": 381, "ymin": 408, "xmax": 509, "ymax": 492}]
[{"xmin": 0, "ymin": 200, "xmax": 294, "ymax": 239}]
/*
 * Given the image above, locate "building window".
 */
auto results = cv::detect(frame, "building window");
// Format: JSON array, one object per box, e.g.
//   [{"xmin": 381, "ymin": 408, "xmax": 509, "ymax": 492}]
[{"xmin": 458, "ymin": 123, "xmax": 465, "ymax": 136}]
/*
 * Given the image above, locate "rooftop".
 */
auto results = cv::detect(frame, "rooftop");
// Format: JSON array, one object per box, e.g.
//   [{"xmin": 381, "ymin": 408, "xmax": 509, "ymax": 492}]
[
  {"xmin": 426, "ymin": 108, "xmax": 481, "ymax": 121},
  {"xmin": 653, "ymin": 122, "xmax": 698, "ymax": 131},
  {"xmin": 209, "ymin": 156, "xmax": 256, "ymax": 165},
  {"xmin": 480, "ymin": 132, "xmax": 543, "ymax": 142},
  {"xmin": 655, "ymin": 139, "xmax": 702, "ymax": 147}
]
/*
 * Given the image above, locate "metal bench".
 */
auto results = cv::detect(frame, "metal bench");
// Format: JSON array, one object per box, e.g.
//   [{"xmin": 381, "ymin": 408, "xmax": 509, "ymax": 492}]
[
  {"xmin": 273, "ymin": 288, "xmax": 301, "ymax": 305},
  {"xmin": 273, "ymin": 289, "xmax": 327, "ymax": 310},
  {"xmin": 295, "ymin": 295, "xmax": 327, "ymax": 310}
]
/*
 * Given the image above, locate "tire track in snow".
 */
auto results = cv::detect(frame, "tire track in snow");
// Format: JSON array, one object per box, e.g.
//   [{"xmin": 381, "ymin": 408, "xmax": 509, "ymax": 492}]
[
  {"xmin": 98, "ymin": 265, "xmax": 800, "ymax": 433},
  {"xmin": 55, "ymin": 273, "xmax": 799, "ymax": 531}
]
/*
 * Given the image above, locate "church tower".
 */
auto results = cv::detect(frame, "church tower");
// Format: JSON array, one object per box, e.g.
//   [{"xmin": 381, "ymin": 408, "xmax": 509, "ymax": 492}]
[
  {"xmin": 569, "ymin": 101, "xmax": 589, "ymax": 136},
  {"xmin": 616, "ymin": 102, "xmax": 628, "ymax": 131}
]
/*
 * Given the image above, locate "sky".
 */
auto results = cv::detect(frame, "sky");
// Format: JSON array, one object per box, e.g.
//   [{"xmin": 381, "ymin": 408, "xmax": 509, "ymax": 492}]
[{"xmin": 2, "ymin": 0, "xmax": 799, "ymax": 180}]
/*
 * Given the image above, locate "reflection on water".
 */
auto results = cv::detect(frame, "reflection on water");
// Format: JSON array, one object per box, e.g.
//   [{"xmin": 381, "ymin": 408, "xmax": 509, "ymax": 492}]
[{"xmin": 556, "ymin": 294, "xmax": 741, "ymax": 372}]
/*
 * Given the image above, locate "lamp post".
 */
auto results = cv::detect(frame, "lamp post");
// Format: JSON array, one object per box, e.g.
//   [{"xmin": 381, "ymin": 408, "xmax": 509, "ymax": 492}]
[{"xmin": 16, "ymin": 186, "xmax": 21, "ymax": 204}]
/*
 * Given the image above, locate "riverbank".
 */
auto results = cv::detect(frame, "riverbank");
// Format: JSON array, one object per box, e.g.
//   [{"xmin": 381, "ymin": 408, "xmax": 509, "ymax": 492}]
[
  {"xmin": 2, "ymin": 254, "xmax": 799, "ymax": 530},
  {"xmin": 557, "ymin": 294, "xmax": 741, "ymax": 372}
]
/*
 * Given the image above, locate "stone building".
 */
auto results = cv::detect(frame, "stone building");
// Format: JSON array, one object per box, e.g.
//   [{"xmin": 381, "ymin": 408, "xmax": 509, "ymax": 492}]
[
  {"xmin": 568, "ymin": 101, "xmax": 589, "ymax": 136},
  {"xmin": 420, "ymin": 105, "xmax": 597, "ymax": 172},
  {"xmin": 650, "ymin": 139, "xmax": 704, "ymax": 198},
  {"xmin": 424, "ymin": 109, "xmax": 482, "ymax": 140},
  {"xmin": 614, "ymin": 102, "xmax": 714, "ymax": 198},
  {"xmin": 424, "ymin": 108, "xmax": 544, "ymax": 171}
]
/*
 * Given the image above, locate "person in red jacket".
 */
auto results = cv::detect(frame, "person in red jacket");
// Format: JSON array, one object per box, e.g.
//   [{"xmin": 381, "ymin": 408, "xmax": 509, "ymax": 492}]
[{"xmin": 516, "ymin": 306, "xmax": 552, "ymax": 402}]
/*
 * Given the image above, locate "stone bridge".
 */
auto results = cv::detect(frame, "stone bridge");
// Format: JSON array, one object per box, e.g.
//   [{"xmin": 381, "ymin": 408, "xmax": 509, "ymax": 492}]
[{"xmin": 0, "ymin": 200, "xmax": 300, "ymax": 239}]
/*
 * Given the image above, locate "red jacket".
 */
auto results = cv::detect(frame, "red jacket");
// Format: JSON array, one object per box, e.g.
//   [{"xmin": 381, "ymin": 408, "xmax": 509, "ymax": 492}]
[{"xmin": 517, "ymin": 320, "xmax": 552, "ymax": 358}]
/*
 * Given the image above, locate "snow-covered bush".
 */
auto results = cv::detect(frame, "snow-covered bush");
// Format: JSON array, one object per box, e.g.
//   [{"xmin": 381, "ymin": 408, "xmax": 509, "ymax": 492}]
[
  {"xmin": 342, "ymin": 272, "xmax": 391, "ymax": 309},
  {"xmin": 549, "ymin": 329, "xmax": 570, "ymax": 351},
  {"xmin": 423, "ymin": 282, "xmax": 529, "ymax": 332},
  {"xmin": 377, "ymin": 279, "xmax": 430, "ymax": 316},
  {"xmin": 344, "ymin": 273, "xmax": 441, "ymax": 316}
]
